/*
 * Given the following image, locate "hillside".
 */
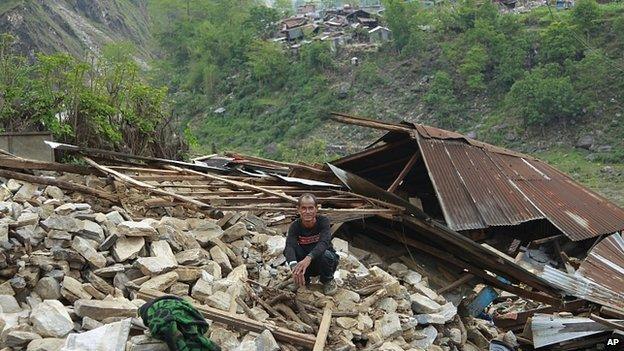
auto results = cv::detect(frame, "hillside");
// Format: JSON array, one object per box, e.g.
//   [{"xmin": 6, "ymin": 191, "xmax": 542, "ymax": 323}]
[
  {"xmin": 0, "ymin": 0, "xmax": 152, "ymax": 60},
  {"xmin": 148, "ymin": 0, "xmax": 624, "ymax": 204}
]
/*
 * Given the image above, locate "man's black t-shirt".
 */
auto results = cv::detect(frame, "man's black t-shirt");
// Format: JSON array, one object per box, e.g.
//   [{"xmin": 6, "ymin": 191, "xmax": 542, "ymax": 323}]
[{"xmin": 283, "ymin": 215, "xmax": 334, "ymax": 262}]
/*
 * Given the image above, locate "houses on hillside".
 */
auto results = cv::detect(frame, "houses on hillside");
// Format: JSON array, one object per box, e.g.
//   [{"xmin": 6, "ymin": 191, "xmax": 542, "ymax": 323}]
[{"xmin": 272, "ymin": 3, "xmax": 392, "ymax": 50}]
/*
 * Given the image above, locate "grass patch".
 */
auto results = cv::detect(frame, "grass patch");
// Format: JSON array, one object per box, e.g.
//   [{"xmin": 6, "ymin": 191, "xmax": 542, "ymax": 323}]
[{"xmin": 536, "ymin": 148, "xmax": 624, "ymax": 206}]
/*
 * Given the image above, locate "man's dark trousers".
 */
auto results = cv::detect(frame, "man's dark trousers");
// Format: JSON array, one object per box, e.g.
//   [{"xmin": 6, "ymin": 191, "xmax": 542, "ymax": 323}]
[{"xmin": 293, "ymin": 246, "xmax": 339, "ymax": 284}]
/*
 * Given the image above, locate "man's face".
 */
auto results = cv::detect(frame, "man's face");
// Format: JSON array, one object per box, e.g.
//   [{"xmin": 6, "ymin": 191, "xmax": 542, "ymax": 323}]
[{"xmin": 298, "ymin": 197, "xmax": 317, "ymax": 223}]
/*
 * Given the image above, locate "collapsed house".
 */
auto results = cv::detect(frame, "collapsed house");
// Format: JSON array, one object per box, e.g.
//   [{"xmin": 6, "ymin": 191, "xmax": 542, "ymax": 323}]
[{"xmin": 0, "ymin": 113, "xmax": 623, "ymax": 350}]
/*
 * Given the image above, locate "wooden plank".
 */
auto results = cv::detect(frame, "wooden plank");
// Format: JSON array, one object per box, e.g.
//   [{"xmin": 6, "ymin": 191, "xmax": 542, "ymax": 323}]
[
  {"xmin": 589, "ymin": 314, "xmax": 624, "ymax": 331},
  {"xmin": 137, "ymin": 288, "xmax": 316, "ymax": 349},
  {"xmin": 330, "ymin": 112, "xmax": 413, "ymax": 134},
  {"xmin": 0, "ymin": 156, "xmax": 96, "ymax": 175},
  {"xmin": 437, "ymin": 273, "xmax": 474, "ymax": 294},
  {"xmin": 600, "ymin": 306, "xmax": 624, "ymax": 320},
  {"xmin": 331, "ymin": 139, "xmax": 411, "ymax": 166},
  {"xmin": 107, "ymin": 166, "xmax": 180, "ymax": 174},
  {"xmin": 387, "ymin": 152, "xmax": 420, "ymax": 193},
  {"xmin": 167, "ymin": 165, "xmax": 298, "ymax": 204},
  {"xmin": 83, "ymin": 158, "xmax": 213, "ymax": 209},
  {"xmin": 312, "ymin": 301, "xmax": 333, "ymax": 351},
  {"xmin": 0, "ymin": 168, "xmax": 117, "ymax": 202}
]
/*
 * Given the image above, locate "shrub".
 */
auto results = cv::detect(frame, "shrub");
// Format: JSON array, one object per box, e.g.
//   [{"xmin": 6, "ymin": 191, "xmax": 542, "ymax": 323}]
[
  {"xmin": 459, "ymin": 44, "xmax": 488, "ymax": 91},
  {"xmin": 424, "ymin": 71, "xmax": 461, "ymax": 128},
  {"xmin": 505, "ymin": 64, "xmax": 581, "ymax": 127},
  {"xmin": 539, "ymin": 22, "xmax": 582, "ymax": 64},
  {"xmin": 571, "ymin": 0, "xmax": 601, "ymax": 34}
]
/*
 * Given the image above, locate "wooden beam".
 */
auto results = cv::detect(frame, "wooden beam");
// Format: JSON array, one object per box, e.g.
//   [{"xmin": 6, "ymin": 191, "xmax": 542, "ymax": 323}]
[
  {"xmin": 137, "ymin": 288, "xmax": 316, "ymax": 349},
  {"xmin": 0, "ymin": 156, "xmax": 96, "ymax": 175},
  {"xmin": 166, "ymin": 166, "xmax": 298, "ymax": 204},
  {"xmin": 589, "ymin": 314, "xmax": 624, "ymax": 332},
  {"xmin": 0, "ymin": 168, "xmax": 117, "ymax": 202},
  {"xmin": 329, "ymin": 112, "xmax": 414, "ymax": 134},
  {"xmin": 83, "ymin": 158, "xmax": 213, "ymax": 209},
  {"xmin": 437, "ymin": 273, "xmax": 474, "ymax": 294},
  {"xmin": 331, "ymin": 139, "xmax": 411, "ymax": 166},
  {"xmin": 312, "ymin": 302, "xmax": 333, "ymax": 351},
  {"xmin": 600, "ymin": 306, "xmax": 624, "ymax": 320},
  {"xmin": 387, "ymin": 152, "xmax": 420, "ymax": 193}
]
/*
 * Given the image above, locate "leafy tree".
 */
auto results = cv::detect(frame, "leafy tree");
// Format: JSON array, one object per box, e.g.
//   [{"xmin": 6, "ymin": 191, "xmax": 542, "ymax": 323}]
[
  {"xmin": 459, "ymin": 44, "xmax": 488, "ymax": 91},
  {"xmin": 424, "ymin": 71, "xmax": 461, "ymax": 128},
  {"xmin": 539, "ymin": 22, "xmax": 581, "ymax": 64},
  {"xmin": 247, "ymin": 40, "xmax": 288, "ymax": 87},
  {"xmin": 300, "ymin": 41, "xmax": 333, "ymax": 71},
  {"xmin": 571, "ymin": 0, "xmax": 601, "ymax": 35},
  {"xmin": 246, "ymin": 6, "xmax": 280, "ymax": 39},
  {"xmin": 505, "ymin": 64, "xmax": 581, "ymax": 127}
]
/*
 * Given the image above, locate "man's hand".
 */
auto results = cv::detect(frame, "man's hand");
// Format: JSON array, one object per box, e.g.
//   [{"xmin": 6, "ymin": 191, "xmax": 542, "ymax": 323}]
[{"xmin": 292, "ymin": 256, "xmax": 312, "ymax": 286}]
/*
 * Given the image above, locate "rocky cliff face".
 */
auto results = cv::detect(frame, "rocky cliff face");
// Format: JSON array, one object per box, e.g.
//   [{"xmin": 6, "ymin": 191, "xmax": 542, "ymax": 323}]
[{"xmin": 0, "ymin": 0, "xmax": 152, "ymax": 59}]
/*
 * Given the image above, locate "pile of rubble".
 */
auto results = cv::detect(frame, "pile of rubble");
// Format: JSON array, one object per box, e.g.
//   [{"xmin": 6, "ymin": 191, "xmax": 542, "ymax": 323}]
[{"xmin": 0, "ymin": 175, "xmax": 511, "ymax": 350}]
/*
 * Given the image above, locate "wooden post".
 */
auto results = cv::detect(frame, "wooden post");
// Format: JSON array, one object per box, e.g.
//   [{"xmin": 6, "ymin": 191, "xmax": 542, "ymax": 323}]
[
  {"xmin": 387, "ymin": 152, "xmax": 420, "ymax": 193},
  {"xmin": 313, "ymin": 301, "xmax": 333, "ymax": 351}
]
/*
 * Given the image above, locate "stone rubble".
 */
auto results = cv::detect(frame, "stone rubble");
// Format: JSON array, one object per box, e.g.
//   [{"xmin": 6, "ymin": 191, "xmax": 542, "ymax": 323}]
[{"xmin": 0, "ymin": 176, "xmax": 506, "ymax": 351}]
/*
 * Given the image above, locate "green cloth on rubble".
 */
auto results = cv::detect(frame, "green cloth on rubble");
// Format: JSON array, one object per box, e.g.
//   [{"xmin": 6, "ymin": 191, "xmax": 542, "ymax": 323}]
[{"xmin": 139, "ymin": 295, "xmax": 221, "ymax": 351}]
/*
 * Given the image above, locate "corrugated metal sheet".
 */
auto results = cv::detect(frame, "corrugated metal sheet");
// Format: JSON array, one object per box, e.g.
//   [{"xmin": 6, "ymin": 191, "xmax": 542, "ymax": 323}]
[
  {"xmin": 417, "ymin": 137, "xmax": 543, "ymax": 232},
  {"xmin": 531, "ymin": 314, "xmax": 617, "ymax": 348},
  {"xmin": 577, "ymin": 233, "xmax": 624, "ymax": 300},
  {"xmin": 540, "ymin": 264, "xmax": 624, "ymax": 310},
  {"xmin": 413, "ymin": 127, "xmax": 624, "ymax": 240}
]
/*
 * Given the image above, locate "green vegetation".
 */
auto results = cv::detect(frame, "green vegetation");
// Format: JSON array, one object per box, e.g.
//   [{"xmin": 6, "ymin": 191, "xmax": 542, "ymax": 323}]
[{"xmin": 0, "ymin": 35, "xmax": 183, "ymax": 157}]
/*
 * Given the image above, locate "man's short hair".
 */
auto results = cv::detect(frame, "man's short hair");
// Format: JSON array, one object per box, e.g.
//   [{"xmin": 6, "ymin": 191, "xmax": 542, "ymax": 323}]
[{"xmin": 297, "ymin": 193, "xmax": 318, "ymax": 207}]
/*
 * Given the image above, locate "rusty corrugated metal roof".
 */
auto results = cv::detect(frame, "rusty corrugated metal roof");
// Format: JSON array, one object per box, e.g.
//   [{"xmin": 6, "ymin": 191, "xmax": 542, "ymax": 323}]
[
  {"xmin": 413, "ymin": 125, "xmax": 624, "ymax": 240},
  {"xmin": 329, "ymin": 113, "xmax": 624, "ymax": 240}
]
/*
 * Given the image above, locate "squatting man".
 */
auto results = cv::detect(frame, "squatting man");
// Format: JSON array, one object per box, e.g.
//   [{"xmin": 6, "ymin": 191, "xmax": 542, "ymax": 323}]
[{"xmin": 283, "ymin": 193, "xmax": 339, "ymax": 295}]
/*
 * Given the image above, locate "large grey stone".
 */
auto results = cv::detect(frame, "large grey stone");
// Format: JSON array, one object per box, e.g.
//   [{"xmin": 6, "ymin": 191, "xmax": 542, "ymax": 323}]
[
  {"xmin": 112, "ymin": 236, "xmax": 145, "ymax": 262},
  {"xmin": 34, "ymin": 277, "xmax": 61, "ymax": 300},
  {"xmin": 16, "ymin": 212, "xmax": 39, "ymax": 227},
  {"xmin": 209, "ymin": 246, "xmax": 232, "ymax": 272},
  {"xmin": 410, "ymin": 325, "xmax": 438, "ymax": 349},
  {"xmin": 13, "ymin": 182, "xmax": 38, "ymax": 202},
  {"xmin": 26, "ymin": 338, "xmax": 66, "ymax": 351},
  {"xmin": 255, "ymin": 330, "xmax": 279, "ymax": 351},
  {"xmin": 30, "ymin": 300, "xmax": 74, "ymax": 338},
  {"xmin": 79, "ymin": 220, "xmax": 104, "ymax": 242},
  {"xmin": 5, "ymin": 330, "xmax": 42, "ymax": 347},
  {"xmin": 72, "ymin": 236, "xmax": 106, "ymax": 268},
  {"xmin": 375, "ymin": 313, "xmax": 402, "ymax": 339},
  {"xmin": 221, "ymin": 222, "xmax": 248, "ymax": 243},
  {"xmin": 175, "ymin": 248, "xmax": 208, "ymax": 265},
  {"xmin": 62, "ymin": 276, "xmax": 92, "ymax": 301},
  {"xmin": 43, "ymin": 186, "xmax": 64, "ymax": 200},
  {"xmin": 74, "ymin": 299, "xmax": 138, "ymax": 321},
  {"xmin": 410, "ymin": 293, "xmax": 442, "ymax": 314},
  {"xmin": 126, "ymin": 335, "xmax": 169, "ymax": 351},
  {"xmin": 191, "ymin": 277, "xmax": 214, "ymax": 303},
  {"xmin": 194, "ymin": 222, "xmax": 223, "ymax": 246},
  {"xmin": 118, "ymin": 220, "xmax": 158, "ymax": 237},
  {"xmin": 0, "ymin": 294, "xmax": 21, "ymax": 312},
  {"xmin": 205, "ymin": 290, "xmax": 231, "ymax": 311},
  {"xmin": 140, "ymin": 271, "xmax": 179, "ymax": 291},
  {"xmin": 105, "ymin": 211, "xmax": 125, "ymax": 225},
  {"xmin": 40, "ymin": 214, "xmax": 81, "ymax": 232},
  {"xmin": 136, "ymin": 256, "xmax": 177, "ymax": 276}
]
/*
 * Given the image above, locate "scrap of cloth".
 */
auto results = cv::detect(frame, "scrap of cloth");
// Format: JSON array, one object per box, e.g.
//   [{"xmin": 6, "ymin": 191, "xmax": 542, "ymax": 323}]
[{"xmin": 139, "ymin": 295, "xmax": 221, "ymax": 351}]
